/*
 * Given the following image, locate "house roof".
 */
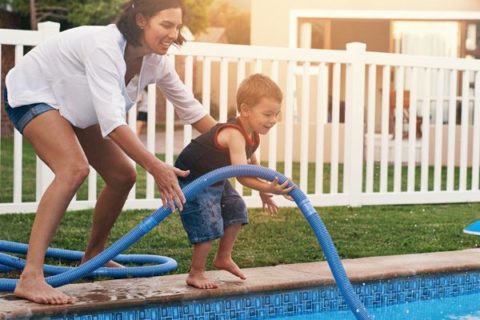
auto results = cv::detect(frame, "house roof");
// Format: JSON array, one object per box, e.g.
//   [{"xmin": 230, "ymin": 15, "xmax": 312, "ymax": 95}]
[
  {"xmin": 195, "ymin": 27, "xmax": 228, "ymax": 43},
  {"xmin": 181, "ymin": 26, "xmax": 195, "ymax": 41}
]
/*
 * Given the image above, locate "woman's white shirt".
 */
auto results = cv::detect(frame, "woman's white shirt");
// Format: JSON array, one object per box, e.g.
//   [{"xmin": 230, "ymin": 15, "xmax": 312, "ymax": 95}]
[{"xmin": 6, "ymin": 24, "xmax": 206, "ymax": 137}]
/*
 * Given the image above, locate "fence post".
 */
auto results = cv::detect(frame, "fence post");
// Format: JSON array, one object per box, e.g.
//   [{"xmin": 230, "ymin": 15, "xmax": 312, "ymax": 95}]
[
  {"xmin": 37, "ymin": 21, "xmax": 60, "ymax": 40},
  {"xmin": 35, "ymin": 21, "xmax": 60, "ymax": 201},
  {"xmin": 345, "ymin": 42, "xmax": 366, "ymax": 207}
]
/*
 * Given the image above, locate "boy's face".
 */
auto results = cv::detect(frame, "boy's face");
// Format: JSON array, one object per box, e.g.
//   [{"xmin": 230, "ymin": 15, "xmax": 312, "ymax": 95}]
[{"xmin": 242, "ymin": 97, "xmax": 281, "ymax": 135}]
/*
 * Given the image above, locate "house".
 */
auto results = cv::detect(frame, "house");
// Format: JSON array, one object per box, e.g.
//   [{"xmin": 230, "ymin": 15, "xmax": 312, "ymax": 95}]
[
  {"xmin": 249, "ymin": 0, "xmax": 480, "ymax": 165},
  {"xmin": 251, "ymin": 0, "xmax": 480, "ymax": 58}
]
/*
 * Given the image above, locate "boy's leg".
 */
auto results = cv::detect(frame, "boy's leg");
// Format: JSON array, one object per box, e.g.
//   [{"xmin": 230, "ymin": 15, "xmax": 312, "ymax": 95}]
[
  {"xmin": 213, "ymin": 223, "xmax": 246, "ymax": 280},
  {"xmin": 187, "ymin": 241, "xmax": 218, "ymax": 289},
  {"xmin": 213, "ymin": 181, "xmax": 248, "ymax": 280},
  {"xmin": 16, "ymin": 110, "xmax": 89, "ymax": 305},
  {"xmin": 179, "ymin": 181, "xmax": 224, "ymax": 289}
]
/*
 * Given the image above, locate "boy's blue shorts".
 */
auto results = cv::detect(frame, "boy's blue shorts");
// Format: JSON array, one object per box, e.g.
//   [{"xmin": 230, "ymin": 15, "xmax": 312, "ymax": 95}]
[
  {"xmin": 179, "ymin": 179, "xmax": 248, "ymax": 244},
  {"xmin": 3, "ymin": 88, "xmax": 55, "ymax": 134}
]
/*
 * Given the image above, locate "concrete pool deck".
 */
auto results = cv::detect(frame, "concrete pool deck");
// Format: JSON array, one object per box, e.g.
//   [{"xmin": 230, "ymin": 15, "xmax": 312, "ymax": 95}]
[{"xmin": 1, "ymin": 248, "xmax": 480, "ymax": 319}]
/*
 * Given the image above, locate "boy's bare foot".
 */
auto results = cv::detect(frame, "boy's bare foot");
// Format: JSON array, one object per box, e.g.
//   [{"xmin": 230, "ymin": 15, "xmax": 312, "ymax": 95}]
[
  {"xmin": 213, "ymin": 257, "xmax": 246, "ymax": 280},
  {"xmin": 14, "ymin": 274, "xmax": 75, "ymax": 305},
  {"xmin": 186, "ymin": 273, "xmax": 218, "ymax": 289}
]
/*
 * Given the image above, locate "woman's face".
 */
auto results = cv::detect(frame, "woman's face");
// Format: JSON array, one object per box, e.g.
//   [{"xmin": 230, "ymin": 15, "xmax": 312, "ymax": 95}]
[{"xmin": 138, "ymin": 7, "xmax": 182, "ymax": 55}]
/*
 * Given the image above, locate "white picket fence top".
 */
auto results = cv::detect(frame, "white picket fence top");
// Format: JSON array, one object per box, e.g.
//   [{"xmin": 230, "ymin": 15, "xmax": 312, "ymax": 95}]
[{"xmin": 1, "ymin": 22, "xmax": 479, "ymax": 214}]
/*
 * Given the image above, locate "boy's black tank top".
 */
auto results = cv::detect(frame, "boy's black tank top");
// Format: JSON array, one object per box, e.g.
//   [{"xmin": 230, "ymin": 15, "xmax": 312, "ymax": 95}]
[{"xmin": 175, "ymin": 117, "xmax": 260, "ymax": 182}]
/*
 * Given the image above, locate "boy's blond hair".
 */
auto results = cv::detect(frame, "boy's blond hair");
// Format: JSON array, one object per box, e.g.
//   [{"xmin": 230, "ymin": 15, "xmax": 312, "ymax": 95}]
[{"xmin": 236, "ymin": 74, "xmax": 283, "ymax": 112}]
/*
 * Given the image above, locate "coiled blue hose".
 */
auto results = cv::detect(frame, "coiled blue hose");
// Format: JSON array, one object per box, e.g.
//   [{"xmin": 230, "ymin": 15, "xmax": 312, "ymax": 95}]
[
  {"xmin": 0, "ymin": 240, "xmax": 177, "ymax": 278},
  {"xmin": 0, "ymin": 165, "xmax": 370, "ymax": 319}
]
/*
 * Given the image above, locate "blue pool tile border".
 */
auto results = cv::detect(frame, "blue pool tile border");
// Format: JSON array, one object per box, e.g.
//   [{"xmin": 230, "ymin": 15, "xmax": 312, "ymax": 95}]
[{"xmin": 47, "ymin": 271, "xmax": 480, "ymax": 320}]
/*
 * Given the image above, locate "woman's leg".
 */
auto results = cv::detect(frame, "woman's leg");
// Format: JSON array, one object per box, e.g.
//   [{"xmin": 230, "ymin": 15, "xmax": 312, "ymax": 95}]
[
  {"xmin": 15, "ymin": 110, "xmax": 90, "ymax": 305},
  {"xmin": 73, "ymin": 125, "xmax": 136, "ymax": 265},
  {"xmin": 136, "ymin": 120, "xmax": 145, "ymax": 137}
]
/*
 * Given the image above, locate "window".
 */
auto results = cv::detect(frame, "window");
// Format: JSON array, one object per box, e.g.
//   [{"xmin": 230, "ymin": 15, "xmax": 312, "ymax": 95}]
[
  {"xmin": 297, "ymin": 18, "xmax": 330, "ymax": 49},
  {"xmin": 392, "ymin": 21, "xmax": 459, "ymax": 57},
  {"xmin": 465, "ymin": 22, "xmax": 480, "ymax": 59}
]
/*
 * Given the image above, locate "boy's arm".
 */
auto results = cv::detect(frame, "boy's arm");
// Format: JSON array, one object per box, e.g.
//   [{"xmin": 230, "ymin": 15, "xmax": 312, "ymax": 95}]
[
  {"xmin": 249, "ymin": 153, "xmax": 259, "ymax": 165},
  {"xmin": 247, "ymin": 152, "xmax": 283, "ymax": 214},
  {"xmin": 219, "ymin": 128, "xmax": 291, "ymax": 195}
]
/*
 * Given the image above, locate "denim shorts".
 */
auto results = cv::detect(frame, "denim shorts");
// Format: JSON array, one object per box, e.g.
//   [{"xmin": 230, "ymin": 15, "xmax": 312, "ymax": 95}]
[
  {"xmin": 3, "ymin": 88, "xmax": 55, "ymax": 134},
  {"xmin": 137, "ymin": 111, "xmax": 148, "ymax": 122},
  {"xmin": 179, "ymin": 179, "xmax": 248, "ymax": 244}
]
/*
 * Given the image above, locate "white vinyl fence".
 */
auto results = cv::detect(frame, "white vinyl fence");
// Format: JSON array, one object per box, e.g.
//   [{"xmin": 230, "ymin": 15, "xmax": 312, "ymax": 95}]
[{"xmin": 1, "ymin": 22, "xmax": 480, "ymax": 214}]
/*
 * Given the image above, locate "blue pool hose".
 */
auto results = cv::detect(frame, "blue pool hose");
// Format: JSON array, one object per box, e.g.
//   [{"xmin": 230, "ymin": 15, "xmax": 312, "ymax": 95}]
[{"xmin": 0, "ymin": 165, "xmax": 370, "ymax": 320}]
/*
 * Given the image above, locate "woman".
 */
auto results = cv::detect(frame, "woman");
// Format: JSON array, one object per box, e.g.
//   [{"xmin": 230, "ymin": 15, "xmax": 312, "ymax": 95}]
[{"xmin": 4, "ymin": 0, "xmax": 215, "ymax": 305}]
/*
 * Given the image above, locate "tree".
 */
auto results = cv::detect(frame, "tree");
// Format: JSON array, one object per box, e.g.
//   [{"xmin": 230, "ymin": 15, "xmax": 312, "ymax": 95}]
[
  {"xmin": 29, "ymin": 0, "xmax": 36, "ymax": 29},
  {"xmin": 208, "ymin": 0, "xmax": 249, "ymax": 44},
  {"xmin": 67, "ymin": 0, "xmax": 124, "ymax": 26},
  {"xmin": 0, "ymin": 0, "xmax": 212, "ymax": 33},
  {"xmin": 182, "ymin": 0, "xmax": 213, "ymax": 35}
]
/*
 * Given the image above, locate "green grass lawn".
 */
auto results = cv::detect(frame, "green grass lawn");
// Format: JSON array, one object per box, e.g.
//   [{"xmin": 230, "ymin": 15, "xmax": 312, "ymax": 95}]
[
  {"xmin": 1, "ymin": 137, "xmax": 480, "ymax": 279},
  {"xmin": 0, "ymin": 203, "xmax": 479, "ymax": 277}
]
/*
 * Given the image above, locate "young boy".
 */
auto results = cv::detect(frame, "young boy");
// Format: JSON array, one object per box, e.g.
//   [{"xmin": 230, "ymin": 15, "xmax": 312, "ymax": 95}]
[{"xmin": 175, "ymin": 74, "xmax": 294, "ymax": 289}]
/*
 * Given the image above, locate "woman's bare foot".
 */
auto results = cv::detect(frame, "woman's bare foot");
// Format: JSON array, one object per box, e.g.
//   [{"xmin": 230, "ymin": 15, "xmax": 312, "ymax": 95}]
[
  {"xmin": 80, "ymin": 257, "xmax": 123, "ymax": 268},
  {"xmin": 103, "ymin": 260, "xmax": 124, "ymax": 268},
  {"xmin": 213, "ymin": 257, "xmax": 246, "ymax": 280},
  {"xmin": 186, "ymin": 272, "xmax": 218, "ymax": 289},
  {"xmin": 14, "ymin": 273, "xmax": 75, "ymax": 305}
]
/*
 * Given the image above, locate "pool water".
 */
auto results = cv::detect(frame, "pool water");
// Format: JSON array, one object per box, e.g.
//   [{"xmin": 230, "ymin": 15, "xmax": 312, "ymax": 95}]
[
  {"xmin": 273, "ymin": 291, "xmax": 480, "ymax": 319},
  {"xmin": 47, "ymin": 271, "xmax": 480, "ymax": 320}
]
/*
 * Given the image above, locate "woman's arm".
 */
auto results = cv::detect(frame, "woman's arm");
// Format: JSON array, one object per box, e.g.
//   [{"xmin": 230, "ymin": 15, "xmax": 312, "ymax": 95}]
[
  {"xmin": 108, "ymin": 125, "xmax": 188, "ymax": 211},
  {"xmin": 192, "ymin": 114, "xmax": 216, "ymax": 134},
  {"xmin": 156, "ymin": 57, "xmax": 210, "ymax": 126}
]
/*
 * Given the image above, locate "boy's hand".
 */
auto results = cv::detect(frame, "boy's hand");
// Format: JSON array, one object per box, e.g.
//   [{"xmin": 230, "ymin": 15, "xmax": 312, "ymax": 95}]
[
  {"xmin": 259, "ymin": 192, "xmax": 279, "ymax": 215},
  {"xmin": 269, "ymin": 177, "xmax": 294, "ymax": 197}
]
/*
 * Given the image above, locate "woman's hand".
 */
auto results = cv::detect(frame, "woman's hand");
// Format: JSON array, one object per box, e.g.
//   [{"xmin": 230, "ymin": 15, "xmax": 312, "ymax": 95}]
[
  {"xmin": 150, "ymin": 161, "xmax": 189, "ymax": 211},
  {"xmin": 107, "ymin": 126, "xmax": 190, "ymax": 211}
]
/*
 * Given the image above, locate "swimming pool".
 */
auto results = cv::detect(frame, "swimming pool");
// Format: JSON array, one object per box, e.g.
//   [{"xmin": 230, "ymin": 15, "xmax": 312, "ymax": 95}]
[
  {"xmin": 274, "ymin": 291, "xmax": 480, "ymax": 319},
  {"xmin": 45, "ymin": 270, "xmax": 480, "ymax": 320}
]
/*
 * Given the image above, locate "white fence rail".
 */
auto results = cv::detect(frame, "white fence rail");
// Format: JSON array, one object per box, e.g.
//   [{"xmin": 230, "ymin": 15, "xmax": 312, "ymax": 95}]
[{"xmin": 1, "ymin": 22, "xmax": 480, "ymax": 214}]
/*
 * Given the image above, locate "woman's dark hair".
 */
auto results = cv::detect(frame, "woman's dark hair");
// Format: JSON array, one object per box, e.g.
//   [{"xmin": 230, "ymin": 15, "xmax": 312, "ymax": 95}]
[{"xmin": 116, "ymin": 0, "xmax": 185, "ymax": 47}]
